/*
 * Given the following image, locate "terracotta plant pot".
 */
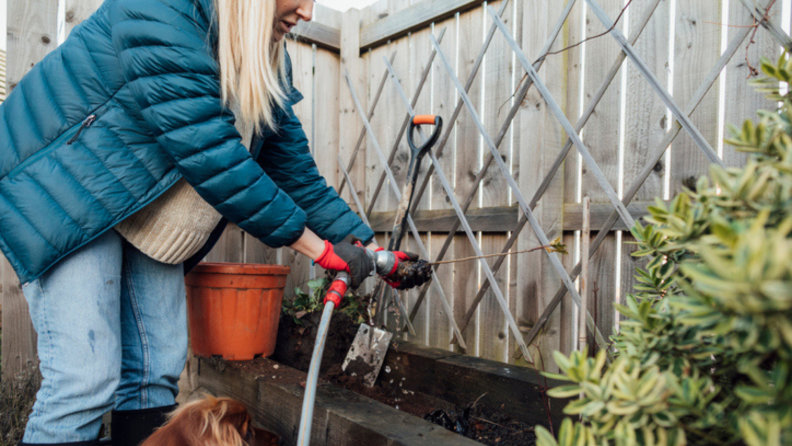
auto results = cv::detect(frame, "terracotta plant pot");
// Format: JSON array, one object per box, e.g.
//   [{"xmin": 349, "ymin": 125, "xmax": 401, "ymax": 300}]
[{"xmin": 185, "ymin": 263, "xmax": 291, "ymax": 360}]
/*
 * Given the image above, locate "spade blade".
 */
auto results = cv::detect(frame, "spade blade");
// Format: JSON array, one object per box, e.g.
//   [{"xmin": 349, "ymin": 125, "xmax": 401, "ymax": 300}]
[{"xmin": 342, "ymin": 323, "xmax": 393, "ymax": 388}]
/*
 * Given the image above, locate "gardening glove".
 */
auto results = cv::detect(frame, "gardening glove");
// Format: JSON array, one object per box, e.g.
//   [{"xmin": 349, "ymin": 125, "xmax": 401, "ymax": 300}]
[
  {"xmin": 375, "ymin": 247, "xmax": 431, "ymax": 290},
  {"xmin": 315, "ymin": 235, "xmax": 374, "ymax": 289}
]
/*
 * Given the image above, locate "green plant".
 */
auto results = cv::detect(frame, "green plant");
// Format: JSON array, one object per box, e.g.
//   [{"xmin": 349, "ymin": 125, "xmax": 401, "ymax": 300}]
[
  {"xmin": 281, "ymin": 276, "xmax": 369, "ymax": 325},
  {"xmin": 537, "ymin": 53, "xmax": 792, "ymax": 446}
]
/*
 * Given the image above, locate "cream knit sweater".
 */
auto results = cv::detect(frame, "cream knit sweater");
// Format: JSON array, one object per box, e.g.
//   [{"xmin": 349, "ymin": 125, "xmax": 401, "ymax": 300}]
[
  {"xmin": 114, "ymin": 178, "xmax": 223, "ymax": 264},
  {"xmin": 115, "ymin": 102, "xmax": 252, "ymax": 264}
]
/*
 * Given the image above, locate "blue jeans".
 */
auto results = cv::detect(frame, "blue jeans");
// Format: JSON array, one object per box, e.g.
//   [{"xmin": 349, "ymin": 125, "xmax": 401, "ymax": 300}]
[{"xmin": 21, "ymin": 230, "xmax": 188, "ymax": 443}]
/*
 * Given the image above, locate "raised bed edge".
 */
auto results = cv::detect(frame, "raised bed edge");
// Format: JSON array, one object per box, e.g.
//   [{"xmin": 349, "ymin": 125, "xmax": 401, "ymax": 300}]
[{"xmin": 186, "ymin": 355, "xmax": 482, "ymax": 446}]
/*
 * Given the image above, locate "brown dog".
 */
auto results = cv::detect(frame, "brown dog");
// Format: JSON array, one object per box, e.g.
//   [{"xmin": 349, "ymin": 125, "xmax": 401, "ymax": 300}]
[{"xmin": 141, "ymin": 395, "xmax": 279, "ymax": 446}]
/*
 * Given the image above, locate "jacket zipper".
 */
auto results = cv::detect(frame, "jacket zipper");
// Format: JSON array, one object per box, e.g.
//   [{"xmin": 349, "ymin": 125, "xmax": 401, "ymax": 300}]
[{"xmin": 66, "ymin": 114, "xmax": 97, "ymax": 145}]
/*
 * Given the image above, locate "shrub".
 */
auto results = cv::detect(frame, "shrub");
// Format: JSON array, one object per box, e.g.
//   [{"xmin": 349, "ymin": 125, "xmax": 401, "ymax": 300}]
[{"xmin": 536, "ymin": 53, "xmax": 792, "ymax": 446}]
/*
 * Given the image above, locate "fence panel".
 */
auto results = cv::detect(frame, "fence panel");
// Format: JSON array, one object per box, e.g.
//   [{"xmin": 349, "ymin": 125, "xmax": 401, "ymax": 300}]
[{"xmin": 356, "ymin": 0, "xmax": 784, "ymax": 368}]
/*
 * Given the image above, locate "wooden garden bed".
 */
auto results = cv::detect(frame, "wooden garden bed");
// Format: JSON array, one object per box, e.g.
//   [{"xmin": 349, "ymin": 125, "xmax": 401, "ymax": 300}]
[
  {"xmin": 179, "ymin": 337, "xmax": 570, "ymax": 445},
  {"xmin": 179, "ymin": 353, "xmax": 480, "ymax": 445}
]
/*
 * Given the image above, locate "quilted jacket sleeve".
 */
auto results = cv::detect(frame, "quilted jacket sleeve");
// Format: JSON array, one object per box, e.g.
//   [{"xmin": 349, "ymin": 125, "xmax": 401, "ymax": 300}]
[
  {"xmin": 257, "ymin": 100, "xmax": 376, "ymax": 246},
  {"xmin": 110, "ymin": 0, "xmax": 307, "ymax": 247}
]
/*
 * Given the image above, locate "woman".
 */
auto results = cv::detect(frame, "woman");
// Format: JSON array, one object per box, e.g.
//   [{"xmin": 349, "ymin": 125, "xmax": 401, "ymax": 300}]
[{"xmin": 0, "ymin": 0, "xmax": 426, "ymax": 444}]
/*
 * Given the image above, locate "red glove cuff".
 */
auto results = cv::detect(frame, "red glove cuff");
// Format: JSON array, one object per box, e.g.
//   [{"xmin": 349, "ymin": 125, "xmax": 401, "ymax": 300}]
[{"xmin": 315, "ymin": 240, "xmax": 351, "ymax": 273}]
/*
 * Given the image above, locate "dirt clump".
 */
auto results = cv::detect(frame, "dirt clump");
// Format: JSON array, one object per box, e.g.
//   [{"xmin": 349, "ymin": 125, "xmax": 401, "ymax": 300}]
[{"xmin": 389, "ymin": 260, "xmax": 433, "ymax": 290}]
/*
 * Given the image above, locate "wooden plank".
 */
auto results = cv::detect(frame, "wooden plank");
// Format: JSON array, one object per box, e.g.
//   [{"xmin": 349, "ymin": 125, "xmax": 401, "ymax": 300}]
[
  {"xmin": 370, "ymin": 201, "xmax": 657, "ymax": 233},
  {"xmin": 670, "ymin": 1, "xmax": 722, "ymax": 196},
  {"xmin": 453, "ymin": 5, "xmax": 485, "ymax": 356},
  {"xmin": 204, "ymin": 223, "xmax": 244, "ymax": 263},
  {"xmin": 360, "ymin": 0, "xmax": 486, "ymax": 51},
  {"xmin": 406, "ymin": 0, "xmax": 433, "ymax": 345},
  {"xmin": 193, "ymin": 356, "xmax": 481, "ymax": 446},
  {"xmin": 313, "ymin": 47, "xmax": 341, "ymax": 279},
  {"xmin": 1, "ymin": 255, "xmax": 37, "ymax": 376},
  {"xmin": 288, "ymin": 4, "xmax": 343, "ymax": 53},
  {"xmin": 361, "ymin": 0, "xmax": 399, "ymax": 325},
  {"xmin": 0, "ymin": 49, "xmax": 7, "ymax": 103},
  {"xmin": 2, "ymin": 0, "xmax": 59, "ymax": 377},
  {"xmin": 428, "ymin": 13, "xmax": 458, "ymax": 351},
  {"xmin": 723, "ymin": 0, "xmax": 778, "ymax": 168},
  {"xmin": 383, "ymin": 0, "xmax": 411, "ymax": 334},
  {"xmin": 364, "ymin": 1, "xmax": 393, "ymax": 223},
  {"xmin": 313, "ymin": 3, "xmax": 343, "ymax": 30},
  {"xmin": 5, "ymin": 0, "xmax": 57, "ymax": 95},
  {"xmin": 315, "ymin": 48, "xmax": 341, "ymax": 189},
  {"xmin": 478, "ymin": 0, "xmax": 514, "ymax": 363},
  {"xmin": 243, "ymin": 237, "xmax": 280, "ymax": 266},
  {"xmin": 580, "ymin": 0, "xmax": 624, "ymax": 353},
  {"xmin": 281, "ymin": 41, "xmax": 316, "ymax": 296},
  {"xmin": 289, "ymin": 21, "xmax": 340, "ymax": 53},
  {"xmin": 509, "ymin": 0, "xmax": 525, "ymax": 365},
  {"xmin": 620, "ymin": 0, "xmax": 670, "ymax": 308},
  {"xmin": 564, "ymin": 201, "xmax": 654, "ymax": 231},
  {"xmin": 340, "ymin": 10, "xmax": 367, "ymax": 219},
  {"xmin": 560, "ymin": 0, "xmax": 584, "ymax": 361},
  {"xmin": 63, "ymin": 0, "xmax": 102, "ymax": 36},
  {"xmin": 515, "ymin": 0, "xmax": 572, "ymax": 371},
  {"xmin": 382, "ymin": 341, "xmax": 570, "ymax": 429}
]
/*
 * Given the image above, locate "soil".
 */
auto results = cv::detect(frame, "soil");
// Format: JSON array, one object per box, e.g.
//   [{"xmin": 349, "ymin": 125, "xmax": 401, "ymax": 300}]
[
  {"xmin": 390, "ymin": 260, "xmax": 433, "ymax": 290},
  {"xmin": 461, "ymin": 405, "xmax": 537, "ymax": 446},
  {"xmin": 272, "ymin": 311, "xmax": 359, "ymax": 374},
  {"xmin": 272, "ymin": 310, "xmax": 538, "ymax": 446}
]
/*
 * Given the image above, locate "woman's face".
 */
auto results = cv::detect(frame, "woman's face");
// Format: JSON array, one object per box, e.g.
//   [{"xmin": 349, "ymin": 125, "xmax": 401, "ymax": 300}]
[{"xmin": 274, "ymin": 0, "xmax": 314, "ymax": 42}]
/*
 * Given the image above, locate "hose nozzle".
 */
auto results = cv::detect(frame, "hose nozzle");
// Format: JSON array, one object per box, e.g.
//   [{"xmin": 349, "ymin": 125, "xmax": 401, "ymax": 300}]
[{"xmin": 366, "ymin": 249, "xmax": 398, "ymax": 277}]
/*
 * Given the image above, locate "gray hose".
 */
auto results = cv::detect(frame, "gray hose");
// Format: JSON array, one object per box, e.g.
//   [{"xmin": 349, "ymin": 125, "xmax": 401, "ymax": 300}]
[{"xmin": 297, "ymin": 300, "xmax": 335, "ymax": 445}]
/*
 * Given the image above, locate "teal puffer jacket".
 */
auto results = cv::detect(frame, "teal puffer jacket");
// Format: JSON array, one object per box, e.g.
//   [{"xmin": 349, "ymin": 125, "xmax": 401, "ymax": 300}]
[{"xmin": 0, "ymin": 0, "xmax": 374, "ymax": 284}]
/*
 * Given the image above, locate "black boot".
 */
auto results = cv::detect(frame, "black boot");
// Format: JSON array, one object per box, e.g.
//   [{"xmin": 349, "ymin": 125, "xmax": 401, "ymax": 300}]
[{"xmin": 110, "ymin": 404, "xmax": 177, "ymax": 446}]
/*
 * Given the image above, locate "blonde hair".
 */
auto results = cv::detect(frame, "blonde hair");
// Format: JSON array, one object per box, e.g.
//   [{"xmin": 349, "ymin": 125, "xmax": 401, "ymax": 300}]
[{"xmin": 214, "ymin": 0, "xmax": 288, "ymax": 135}]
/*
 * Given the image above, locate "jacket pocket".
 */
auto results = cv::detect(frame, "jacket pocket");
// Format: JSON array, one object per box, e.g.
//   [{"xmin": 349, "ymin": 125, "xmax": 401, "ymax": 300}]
[{"xmin": 8, "ymin": 113, "xmax": 99, "ymax": 180}]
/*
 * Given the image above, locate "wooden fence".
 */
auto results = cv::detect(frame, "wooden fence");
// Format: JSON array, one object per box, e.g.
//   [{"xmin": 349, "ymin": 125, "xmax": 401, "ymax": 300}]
[
  {"xmin": 0, "ymin": 49, "xmax": 6, "ymax": 103},
  {"xmin": 1, "ymin": 0, "xmax": 789, "ymax": 376}
]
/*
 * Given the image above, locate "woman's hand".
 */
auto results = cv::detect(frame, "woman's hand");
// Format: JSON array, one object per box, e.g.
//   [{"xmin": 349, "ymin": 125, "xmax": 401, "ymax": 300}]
[{"xmin": 290, "ymin": 231, "xmax": 373, "ymax": 288}]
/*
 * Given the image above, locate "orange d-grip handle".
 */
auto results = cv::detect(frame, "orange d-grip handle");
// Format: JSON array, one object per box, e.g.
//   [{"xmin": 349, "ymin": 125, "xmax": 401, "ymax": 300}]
[{"xmin": 413, "ymin": 115, "xmax": 438, "ymax": 125}]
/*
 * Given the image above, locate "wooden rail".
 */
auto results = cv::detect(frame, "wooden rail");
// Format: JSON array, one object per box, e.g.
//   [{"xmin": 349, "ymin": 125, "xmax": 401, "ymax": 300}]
[
  {"xmin": 360, "ymin": 0, "xmax": 486, "ymax": 51},
  {"xmin": 369, "ymin": 202, "xmax": 656, "ymax": 233},
  {"xmin": 289, "ymin": 21, "xmax": 341, "ymax": 53}
]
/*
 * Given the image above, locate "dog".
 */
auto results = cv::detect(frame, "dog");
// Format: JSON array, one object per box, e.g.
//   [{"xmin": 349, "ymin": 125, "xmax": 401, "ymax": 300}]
[{"xmin": 141, "ymin": 395, "xmax": 280, "ymax": 446}]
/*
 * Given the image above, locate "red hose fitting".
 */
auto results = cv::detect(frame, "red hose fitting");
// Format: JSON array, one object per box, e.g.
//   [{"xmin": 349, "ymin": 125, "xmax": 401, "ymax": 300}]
[{"xmin": 323, "ymin": 279, "xmax": 348, "ymax": 307}]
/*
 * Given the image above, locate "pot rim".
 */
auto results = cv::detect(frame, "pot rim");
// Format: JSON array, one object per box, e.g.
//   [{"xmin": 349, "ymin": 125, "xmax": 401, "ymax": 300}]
[{"xmin": 189, "ymin": 262, "xmax": 291, "ymax": 276}]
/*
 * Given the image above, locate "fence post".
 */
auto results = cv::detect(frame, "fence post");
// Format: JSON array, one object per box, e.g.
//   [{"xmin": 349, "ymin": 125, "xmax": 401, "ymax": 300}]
[{"xmin": 2, "ymin": 0, "xmax": 58, "ymax": 378}]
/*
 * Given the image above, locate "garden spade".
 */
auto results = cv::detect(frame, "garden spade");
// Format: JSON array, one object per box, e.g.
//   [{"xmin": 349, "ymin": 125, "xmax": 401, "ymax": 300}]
[{"xmin": 344, "ymin": 114, "xmax": 444, "ymax": 387}]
